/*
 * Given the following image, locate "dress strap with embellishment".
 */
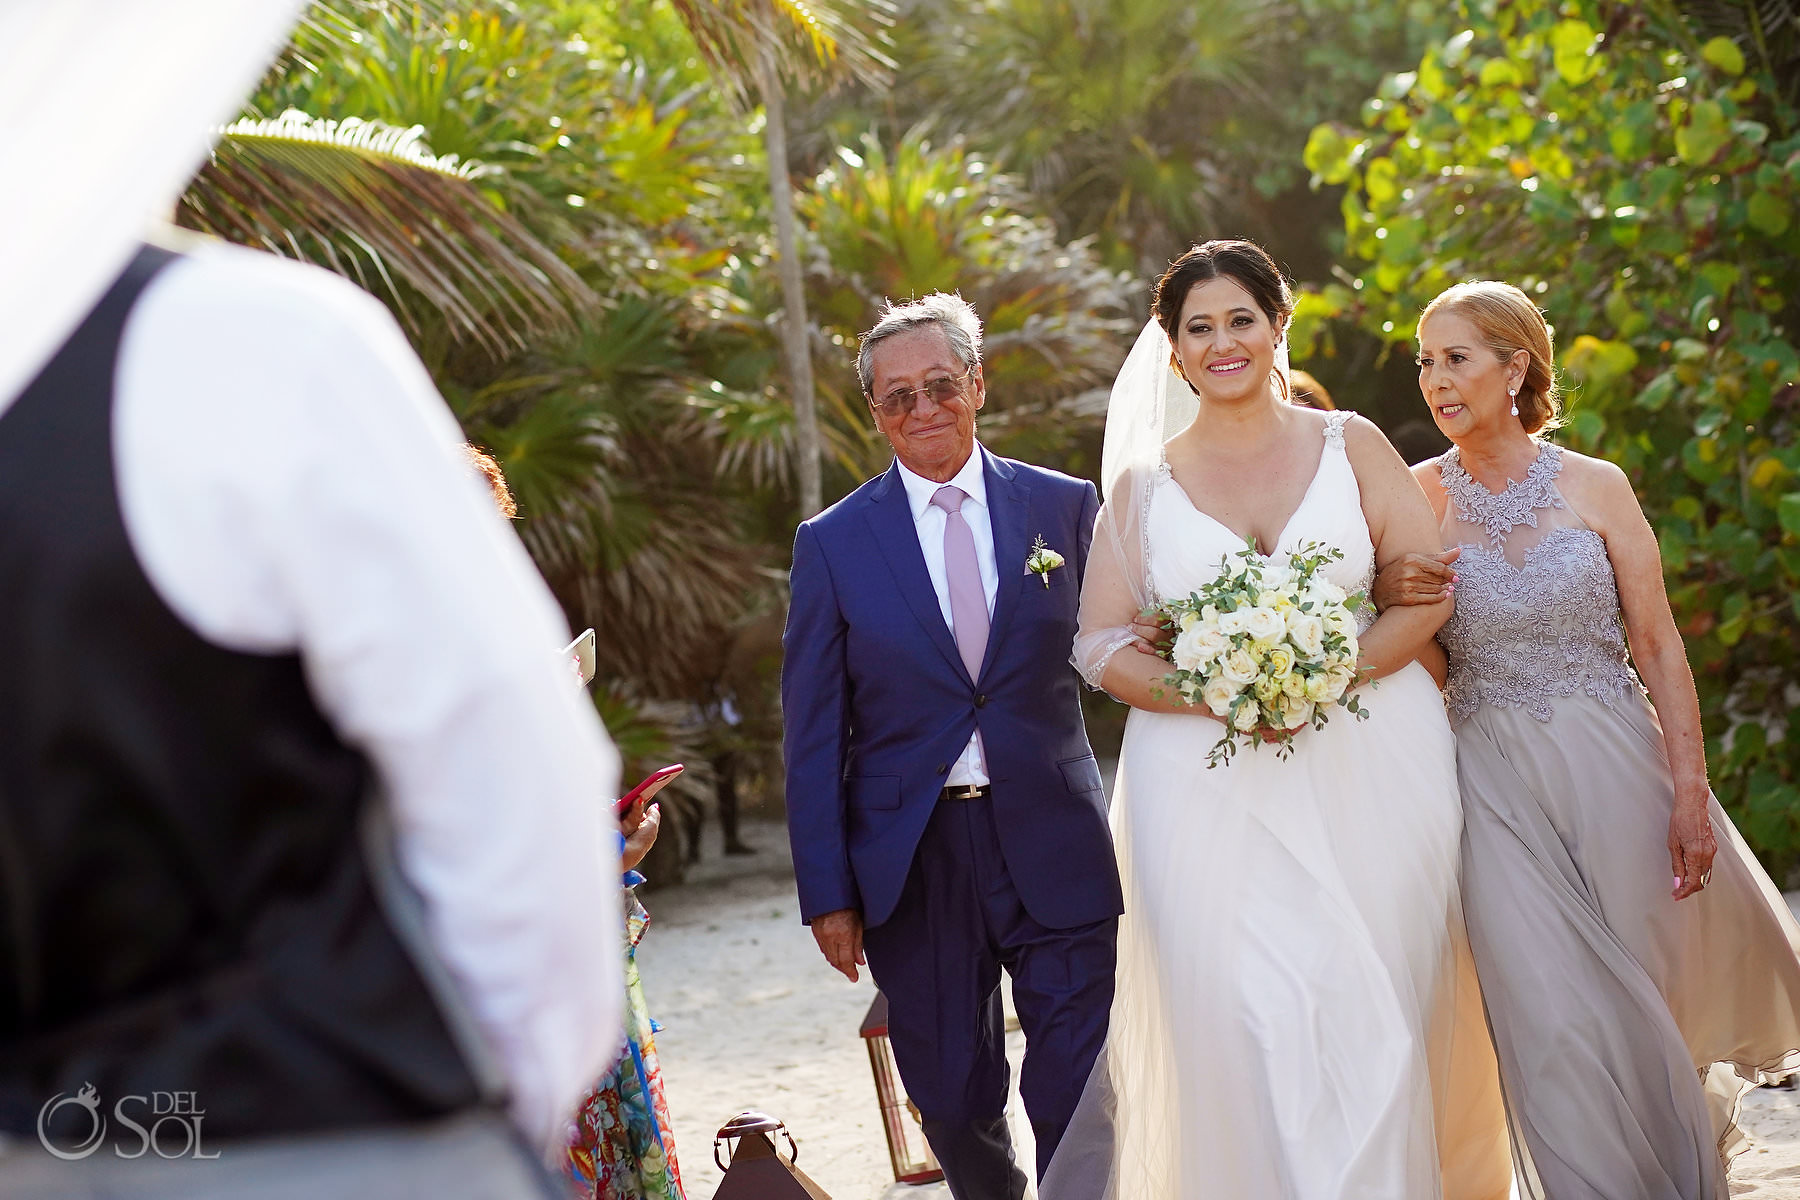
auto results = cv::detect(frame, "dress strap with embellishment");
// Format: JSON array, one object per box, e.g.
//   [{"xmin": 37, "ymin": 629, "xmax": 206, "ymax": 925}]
[
  {"xmin": 1439, "ymin": 442, "xmax": 1566, "ymax": 549},
  {"xmin": 1323, "ymin": 410, "xmax": 1352, "ymax": 449}
]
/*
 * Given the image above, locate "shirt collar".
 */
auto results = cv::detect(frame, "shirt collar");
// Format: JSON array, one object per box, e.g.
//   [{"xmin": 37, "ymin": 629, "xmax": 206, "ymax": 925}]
[{"xmin": 896, "ymin": 445, "xmax": 989, "ymax": 521}]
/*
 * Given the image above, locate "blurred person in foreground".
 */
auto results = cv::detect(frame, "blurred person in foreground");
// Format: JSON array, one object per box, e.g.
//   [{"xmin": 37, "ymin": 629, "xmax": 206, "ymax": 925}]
[
  {"xmin": 1379, "ymin": 280, "xmax": 1800, "ymax": 1196},
  {"xmin": 0, "ymin": 5, "xmax": 621, "ymax": 1197},
  {"xmin": 468, "ymin": 446, "xmax": 687, "ymax": 1200}
]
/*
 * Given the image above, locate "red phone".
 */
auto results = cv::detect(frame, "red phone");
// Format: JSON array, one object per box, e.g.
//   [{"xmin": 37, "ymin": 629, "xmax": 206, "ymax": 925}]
[{"xmin": 615, "ymin": 764, "xmax": 684, "ymax": 818}]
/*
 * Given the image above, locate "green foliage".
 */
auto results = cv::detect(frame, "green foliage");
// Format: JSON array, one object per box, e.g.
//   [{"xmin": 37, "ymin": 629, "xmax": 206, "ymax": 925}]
[
  {"xmin": 797, "ymin": 128, "xmax": 1135, "ymax": 483},
  {"xmin": 1306, "ymin": 0, "xmax": 1800, "ymax": 870},
  {"xmin": 816, "ymin": 0, "xmax": 1453, "ymax": 276},
  {"xmin": 180, "ymin": 111, "xmax": 595, "ymax": 355}
]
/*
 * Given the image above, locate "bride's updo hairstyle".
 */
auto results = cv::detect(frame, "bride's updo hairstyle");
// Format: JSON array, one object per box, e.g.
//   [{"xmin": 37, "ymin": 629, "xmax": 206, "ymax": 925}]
[
  {"xmin": 1418, "ymin": 281, "xmax": 1562, "ymax": 435},
  {"xmin": 1151, "ymin": 239, "xmax": 1295, "ymax": 396}
]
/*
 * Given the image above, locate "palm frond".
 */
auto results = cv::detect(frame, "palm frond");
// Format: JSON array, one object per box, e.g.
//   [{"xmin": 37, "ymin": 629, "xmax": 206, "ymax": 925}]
[
  {"xmin": 667, "ymin": 0, "xmax": 897, "ymax": 105},
  {"xmin": 178, "ymin": 109, "xmax": 598, "ymax": 356}
]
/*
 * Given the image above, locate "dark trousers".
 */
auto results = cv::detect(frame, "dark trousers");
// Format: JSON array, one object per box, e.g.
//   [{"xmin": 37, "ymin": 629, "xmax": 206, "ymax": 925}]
[{"xmin": 862, "ymin": 793, "xmax": 1116, "ymax": 1200}]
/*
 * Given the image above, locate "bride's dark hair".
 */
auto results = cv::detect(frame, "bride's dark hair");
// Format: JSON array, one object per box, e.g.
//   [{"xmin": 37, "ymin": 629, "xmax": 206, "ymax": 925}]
[{"xmin": 1151, "ymin": 239, "xmax": 1295, "ymax": 343}]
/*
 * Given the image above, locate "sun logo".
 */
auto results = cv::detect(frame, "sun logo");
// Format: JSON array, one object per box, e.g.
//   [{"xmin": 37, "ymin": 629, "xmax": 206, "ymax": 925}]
[{"xmin": 37, "ymin": 1082, "xmax": 107, "ymax": 1160}]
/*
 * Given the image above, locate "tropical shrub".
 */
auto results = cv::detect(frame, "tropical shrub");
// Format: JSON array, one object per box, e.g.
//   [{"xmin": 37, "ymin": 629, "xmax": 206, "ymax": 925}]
[{"xmin": 1303, "ymin": 0, "xmax": 1800, "ymax": 872}]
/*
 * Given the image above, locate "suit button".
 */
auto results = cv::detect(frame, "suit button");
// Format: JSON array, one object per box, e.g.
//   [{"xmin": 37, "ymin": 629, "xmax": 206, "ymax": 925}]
[
  {"xmin": 974, "ymin": 693, "xmax": 988, "ymax": 708},
  {"xmin": 935, "ymin": 763, "xmax": 948, "ymax": 774}
]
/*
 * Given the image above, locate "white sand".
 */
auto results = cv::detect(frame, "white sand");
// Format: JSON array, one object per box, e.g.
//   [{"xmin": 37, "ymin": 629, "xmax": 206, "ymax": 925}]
[{"xmin": 641, "ymin": 820, "xmax": 1800, "ymax": 1199}]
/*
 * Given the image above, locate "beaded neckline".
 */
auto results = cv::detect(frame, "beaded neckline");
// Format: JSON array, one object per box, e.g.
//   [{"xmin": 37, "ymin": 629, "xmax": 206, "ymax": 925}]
[{"xmin": 1439, "ymin": 442, "xmax": 1565, "ymax": 549}]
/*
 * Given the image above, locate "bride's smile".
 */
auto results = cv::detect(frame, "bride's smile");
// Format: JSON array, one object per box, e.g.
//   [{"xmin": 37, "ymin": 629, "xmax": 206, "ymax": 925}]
[{"xmin": 1172, "ymin": 276, "xmax": 1282, "ymax": 405}]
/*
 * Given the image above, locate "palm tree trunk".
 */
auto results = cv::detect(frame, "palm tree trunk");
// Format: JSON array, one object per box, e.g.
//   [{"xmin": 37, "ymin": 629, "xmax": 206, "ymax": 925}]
[{"xmin": 756, "ymin": 47, "xmax": 822, "ymax": 519}]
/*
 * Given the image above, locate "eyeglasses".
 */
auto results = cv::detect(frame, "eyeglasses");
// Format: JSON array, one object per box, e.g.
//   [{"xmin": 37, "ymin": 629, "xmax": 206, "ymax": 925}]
[{"xmin": 868, "ymin": 368, "xmax": 975, "ymax": 417}]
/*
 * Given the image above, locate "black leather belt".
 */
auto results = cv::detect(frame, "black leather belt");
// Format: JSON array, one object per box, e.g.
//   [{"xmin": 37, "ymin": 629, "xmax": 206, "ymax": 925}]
[{"xmin": 939, "ymin": 784, "xmax": 991, "ymax": 801}]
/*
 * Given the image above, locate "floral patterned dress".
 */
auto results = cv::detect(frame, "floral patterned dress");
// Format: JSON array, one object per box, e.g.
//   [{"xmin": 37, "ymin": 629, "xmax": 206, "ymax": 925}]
[{"xmin": 565, "ymin": 876, "xmax": 686, "ymax": 1200}]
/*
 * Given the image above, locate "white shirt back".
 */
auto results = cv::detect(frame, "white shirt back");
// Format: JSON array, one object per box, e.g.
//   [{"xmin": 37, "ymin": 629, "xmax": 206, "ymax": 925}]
[{"xmin": 111, "ymin": 241, "xmax": 621, "ymax": 1147}]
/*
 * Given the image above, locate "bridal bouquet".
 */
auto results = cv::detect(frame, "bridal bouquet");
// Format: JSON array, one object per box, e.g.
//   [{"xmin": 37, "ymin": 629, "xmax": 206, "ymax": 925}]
[{"xmin": 1158, "ymin": 539, "xmax": 1369, "ymax": 766}]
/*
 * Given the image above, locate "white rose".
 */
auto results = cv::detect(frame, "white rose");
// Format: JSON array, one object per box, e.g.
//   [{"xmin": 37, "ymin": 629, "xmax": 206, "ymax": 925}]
[
  {"xmin": 1243, "ymin": 606, "xmax": 1286, "ymax": 645},
  {"xmin": 1278, "ymin": 697, "xmax": 1315, "ymax": 730},
  {"xmin": 1258, "ymin": 561, "xmax": 1295, "ymax": 592},
  {"xmin": 1264, "ymin": 645, "xmax": 1296, "ymax": 678},
  {"xmin": 1325, "ymin": 665, "xmax": 1356, "ymax": 701},
  {"xmin": 1308, "ymin": 577, "xmax": 1348, "ymax": 605},
  {"xmin": 1178, "ymin": 609, "xmax": 1200, "ymax": 633},
  {"xmin": 1231, "ymin": 698, "xmax": 1262, "ymax": 732},
  {"xmin": 1220, "ymin": 647, "xmax": 1259, "ymax": 685},
  {"xmin": 1194, "ymin": 627, "xmax": 1231, "ymax": 662},
  {"xmin": 1254, "ymin": 675, "xmax": 1282, "ymax": 705},
  {"xmin": 1172, "ymin": 628, "xmax": 1218, "ymax": 673},
  {"xmin": 1283, "ymin": 670, "xmax": 1309, "ymax": 698},
  {"xmin": 1287, "ymin": 612, "xmax": 1326, "ymax": 657},
  {"xmin": 1217, "ymin": 609, "xmax": 1252, "ymax": 636},
  {"xmin": 1201, "ymin": 674, "xmax": 1240, "ymax": 716},
  {"xmin": 1322, "ymin": 604, "xmax": 1357, "ymax": 638},
  {"xmin": 1303, "ymin": 672, "xmax": 1335, "ymax": 703}
]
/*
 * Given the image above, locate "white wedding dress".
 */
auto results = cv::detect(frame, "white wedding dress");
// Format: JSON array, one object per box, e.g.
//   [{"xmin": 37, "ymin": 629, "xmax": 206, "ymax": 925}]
[{"xmin": 1048, "ymin": 411, "xmax": 1511, "ymax": 1198}]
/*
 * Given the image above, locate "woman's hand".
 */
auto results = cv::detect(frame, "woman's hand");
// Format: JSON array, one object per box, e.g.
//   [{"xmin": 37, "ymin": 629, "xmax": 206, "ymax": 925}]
[
  {"xmin": 1371, "ymin": 548, "xmax": 1460, "ymax": 611},
  {"xmin": 621, "ymin": 797, "xmax": 663, "ymax": 871},
  {"xmin": 1668, "ymin": 801, "xmax": 1717, "ymax": 900},
  {"xmin": 1129, "ymin": 608, "xmax": 1174, "ymax": 656}
]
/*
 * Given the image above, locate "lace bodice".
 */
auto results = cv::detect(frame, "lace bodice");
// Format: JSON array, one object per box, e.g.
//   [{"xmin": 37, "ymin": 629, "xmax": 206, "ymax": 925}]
[
  {"xmin": 1148, "ymin": 411, "xmax": 1375, "ymax": 608},
  {"xmin": 1435, "ymin": 443, "xmax": 1638, "ymax": 724}
]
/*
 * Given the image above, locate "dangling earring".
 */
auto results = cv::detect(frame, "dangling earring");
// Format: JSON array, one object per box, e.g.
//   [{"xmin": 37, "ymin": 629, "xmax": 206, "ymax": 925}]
[{"xmin": 1508, "ymin": 387, "xmax": 1519, "ymax": 417}]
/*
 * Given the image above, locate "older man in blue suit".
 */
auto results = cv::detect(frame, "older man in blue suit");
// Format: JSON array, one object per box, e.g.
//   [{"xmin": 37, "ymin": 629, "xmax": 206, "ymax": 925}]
[{"xmin": 782, "ymin": 294, "xmax": 1122, "ymax": 1199}]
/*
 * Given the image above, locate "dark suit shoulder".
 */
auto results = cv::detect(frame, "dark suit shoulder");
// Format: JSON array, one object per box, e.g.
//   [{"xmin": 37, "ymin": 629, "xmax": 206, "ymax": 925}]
[
  {"xmin": 998, "ymin": 456, "xmax": 1097, "ymax": 503},
  {"xmin": 798, "ymin": 469, "xmax": 893, "ymax": 541}
]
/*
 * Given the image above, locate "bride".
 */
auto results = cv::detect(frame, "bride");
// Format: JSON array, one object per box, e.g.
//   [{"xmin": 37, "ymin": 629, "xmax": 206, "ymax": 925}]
[{"xmin": 1050, "ymin": 240, "xmax": 1510, "ymax": 1197}]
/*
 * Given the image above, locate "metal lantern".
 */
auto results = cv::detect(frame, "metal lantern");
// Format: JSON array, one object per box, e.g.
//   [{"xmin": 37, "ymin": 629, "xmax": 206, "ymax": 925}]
[
  {"xmin": 711, "ymin": 1111, "xmax": 832, "ymax": 1199},
  {"xmin": 860, "ymin": 990, "xmax": 945, "ymax": 1185}
]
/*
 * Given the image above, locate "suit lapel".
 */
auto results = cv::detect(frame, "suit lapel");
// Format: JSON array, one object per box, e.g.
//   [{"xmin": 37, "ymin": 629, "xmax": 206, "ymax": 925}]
[
  {"xmin": 980, "ymin": 448, "xmax": 1030, "ymax": 682},
  {"xmin": 864, "ymin": 463, "xmax": 970, "ymax": 682}
]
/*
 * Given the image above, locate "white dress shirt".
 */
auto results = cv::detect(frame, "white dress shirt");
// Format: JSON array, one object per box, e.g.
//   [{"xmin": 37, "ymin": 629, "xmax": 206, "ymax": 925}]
[
  {"xmin": 895, "ymin": 449, "xmax": 998, "ymax": 786},
  {"xmin": 108, "ymin": 241, "xmax": 622, "ymax": 1147}
]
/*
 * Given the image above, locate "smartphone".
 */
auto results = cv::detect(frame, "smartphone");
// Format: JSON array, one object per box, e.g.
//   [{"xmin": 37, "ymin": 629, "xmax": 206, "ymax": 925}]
[
  {"xmin": 563, "ymin": 628, "xmax": 597, "ymax": 687},
  {"xmin": 616, "ymin": 763, "xmax": 684, "ymax": 818}
]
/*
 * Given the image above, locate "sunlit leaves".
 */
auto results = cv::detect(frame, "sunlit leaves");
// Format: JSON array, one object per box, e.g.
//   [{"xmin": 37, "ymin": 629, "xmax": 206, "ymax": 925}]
[
  {"xmin": 799, "ymin": 128, "xmax": 1133, "ymax": 480},
  {"xmin": 1307, "ymin": 0, "xmax": 1800, "ymax": 868},
  {"xmin": 180, "ymin": 110, "xmax": 597, "ymax": 355}
]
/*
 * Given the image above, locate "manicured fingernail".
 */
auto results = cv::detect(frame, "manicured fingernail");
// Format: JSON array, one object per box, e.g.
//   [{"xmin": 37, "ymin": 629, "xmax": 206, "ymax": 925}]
[{"xmin": 1674, "ymin": 876, "xmax": 1683, "ymax": 890}]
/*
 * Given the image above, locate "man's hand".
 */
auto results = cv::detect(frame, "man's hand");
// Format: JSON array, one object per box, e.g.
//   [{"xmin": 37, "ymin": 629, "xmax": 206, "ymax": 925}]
[
  {"xmin": 1371, "ymin": 548, "xmax": 1460, "ymax": 611},
  {"xmin": 811, "ymin": 908, "xmax": 866, "ymax": 982},
  {"xmin": 1128, "ymin": 608, "xmax": 1175, "ymax": 657}
]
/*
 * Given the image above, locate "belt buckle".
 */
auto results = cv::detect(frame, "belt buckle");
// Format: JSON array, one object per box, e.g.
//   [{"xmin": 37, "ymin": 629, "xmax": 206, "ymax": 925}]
[{"xmin": 942, "ymin": 783, "xmax": 986, "ymax": 801}]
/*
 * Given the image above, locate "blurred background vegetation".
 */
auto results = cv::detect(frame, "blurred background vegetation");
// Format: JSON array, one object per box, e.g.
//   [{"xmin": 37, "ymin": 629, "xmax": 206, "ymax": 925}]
[{"xmin": 182, "ymin": 0, "xmax": 1800, "ymax": 881}]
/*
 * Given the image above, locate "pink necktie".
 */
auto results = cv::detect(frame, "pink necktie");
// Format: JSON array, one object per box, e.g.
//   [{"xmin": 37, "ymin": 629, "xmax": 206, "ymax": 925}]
[{"xmin": 931, "ymin": 485, "xmax": 988, "ymax": 681}]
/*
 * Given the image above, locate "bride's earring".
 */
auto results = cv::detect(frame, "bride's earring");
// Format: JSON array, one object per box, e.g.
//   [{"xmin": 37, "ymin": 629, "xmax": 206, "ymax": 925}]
[{"xmin": 1508, "ymin": 387, "xmax": 1519, "ymax": 417}]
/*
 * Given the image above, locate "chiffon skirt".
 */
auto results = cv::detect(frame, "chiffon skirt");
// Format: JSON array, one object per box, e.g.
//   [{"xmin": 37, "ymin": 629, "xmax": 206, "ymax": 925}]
[
  {"xmin": 1042, "ymin": 664, "xmax": 1512, "ymax": 1198},
  {"xmin": 1458, "ymin": 691, "xmax": 1800, "ymax": 1199}
]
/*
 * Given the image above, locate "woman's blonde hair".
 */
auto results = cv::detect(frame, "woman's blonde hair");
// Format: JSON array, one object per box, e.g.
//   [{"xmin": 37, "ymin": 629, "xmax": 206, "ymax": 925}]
[{"xmin": 1418, "ymin": 281, "xmax": 1561, "ymax": 435}]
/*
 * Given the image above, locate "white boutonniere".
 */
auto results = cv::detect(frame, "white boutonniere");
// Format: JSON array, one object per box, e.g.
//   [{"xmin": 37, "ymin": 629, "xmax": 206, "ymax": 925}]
[{"xmin": 1025, "ymin": 535, "xmax": 1066, "ymax": 588}]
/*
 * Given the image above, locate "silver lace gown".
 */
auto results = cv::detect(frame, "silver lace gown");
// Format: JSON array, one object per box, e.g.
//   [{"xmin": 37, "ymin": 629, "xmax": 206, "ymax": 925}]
[{"xmin": 1437, "ymin": 442, "xmax": 1800, "ymax": 1199}]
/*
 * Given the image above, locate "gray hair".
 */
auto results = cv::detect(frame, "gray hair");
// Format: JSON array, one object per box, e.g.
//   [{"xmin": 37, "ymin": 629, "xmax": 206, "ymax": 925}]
[{"xmin": 856, "ymin": 293, "xmax": 984, "ymax": 396}]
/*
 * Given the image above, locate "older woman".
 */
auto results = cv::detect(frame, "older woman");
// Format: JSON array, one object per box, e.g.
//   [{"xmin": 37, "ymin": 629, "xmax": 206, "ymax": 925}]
[{"xmin": 1378, "ymin": 282, "xmax": 1800, "ymax": 1198}]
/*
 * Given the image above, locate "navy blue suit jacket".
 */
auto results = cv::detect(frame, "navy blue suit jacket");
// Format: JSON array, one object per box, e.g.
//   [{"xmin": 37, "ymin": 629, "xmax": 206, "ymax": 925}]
[{"xmin": 782, "ymin": 446, "xmax": 1125, "ymax": 930}]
